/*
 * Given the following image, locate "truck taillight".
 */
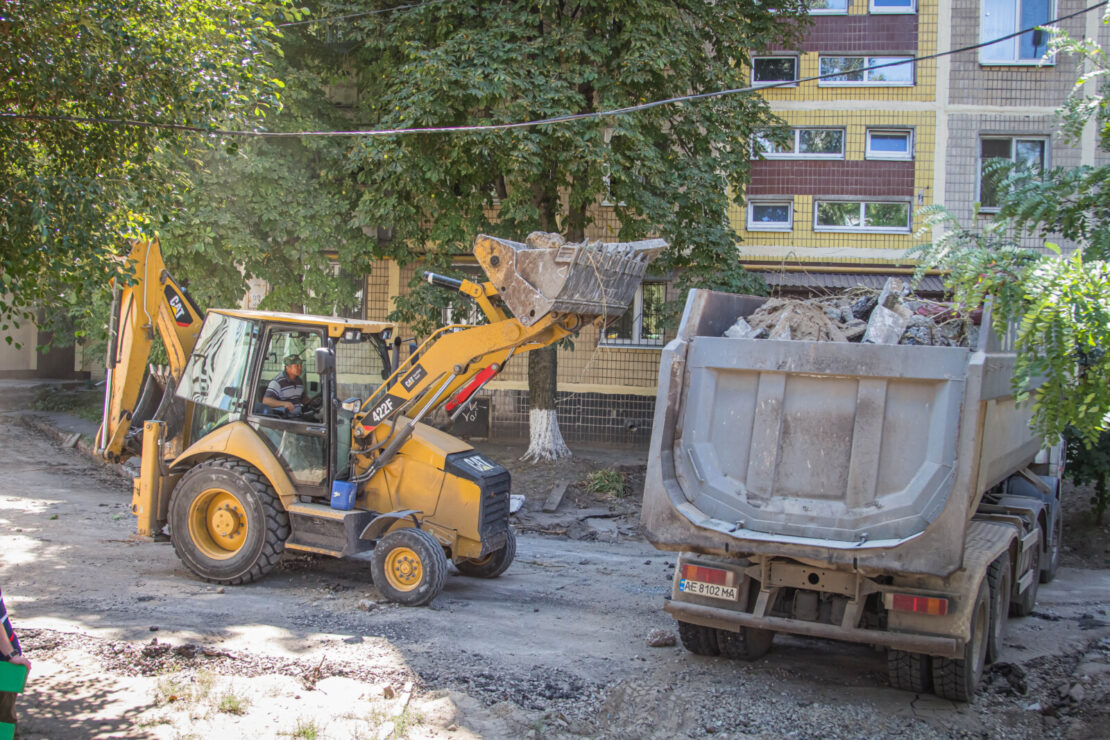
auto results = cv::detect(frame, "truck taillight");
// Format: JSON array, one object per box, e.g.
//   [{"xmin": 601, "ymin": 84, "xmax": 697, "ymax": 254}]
[
  {"xmin": 680, "ymin": 563, "xmax": 732, "ymax": 586},
  {"xmin": 889, "ymin": 593, "xmax": 949, "ymax": 616}
]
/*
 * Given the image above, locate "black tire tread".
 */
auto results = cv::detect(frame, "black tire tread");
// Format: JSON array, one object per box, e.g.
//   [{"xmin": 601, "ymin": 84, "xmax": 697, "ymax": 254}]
[
  {"xmin": 677, "ymin": 620, "xmax": 720, "ymax": 656},
  {"xmin": 371, "ymin": 528, "xmax": 448, "ymax": 607},
  {"xmin": 986, "ymin": 555, "xmax": 1011, "ymax": 664},
  {"xmin": 170, "ymin": 457, "xmax": 289, "ymax": 586},
  {"xmin": 455, "ymin": 527, "xmax": 516, "ymax": 579},
  {"xmin": 717, "ymin": 627, "xmax": 774, "ymax": 660},
  {"xmin": 1010, "ymin": 543, "xmax": 1041, "ymax": 617},
  {"xmin": 888, "ymin": 650, "xmax": 932, "ymax": 693},
  {"xmin": 1041, "ymin": 509, "xmax": 1062, "ymax": 584},
  {"xmin": 932, "ymin": 579, "xmax": 989, "ymax": 702}
]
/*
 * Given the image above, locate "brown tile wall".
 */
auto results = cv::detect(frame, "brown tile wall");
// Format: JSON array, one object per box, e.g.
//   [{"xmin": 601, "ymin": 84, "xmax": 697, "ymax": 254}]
[
  {"xmin": 770, "ymin": 15, "xmax": 919, "ymax": 54},
  {"xmin": 747, "ymin": 159, "xmax": 916, "ymax": 197}
]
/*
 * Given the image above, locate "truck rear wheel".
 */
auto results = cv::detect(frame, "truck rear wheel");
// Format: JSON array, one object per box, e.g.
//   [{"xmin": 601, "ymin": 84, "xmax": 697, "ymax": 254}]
[
  {"xmin": 1041, "ymin": 510, "xmax": 1062, "ymax": 583},
  {"xmin": 1010, "ymin": 543, "xmax": 1041, "ymax": 617},
  {"xmin": 455, "ymin": 527, "xmax": 516, "ymax": 578},
  {"xmin": 932, "ymin": 578, "xmax": 989, "ymax": 702},
  {"xmin": 677, "ymin": 620, "xmax": 720, "ymax": 656},
  {"xmin": 888, "ymin": 650, "xmax": 932, "ymax": 693},
  {"xmin": 717, "ymin": 626, "xmax": 773, "ymax": 660},
  {"xmin": 168, "ymin": 457, "xmax": 290, "ymax": 585},
  {"xmin": 987, "ymin": 555, "xmax": 1011, "ymax": 663},
  {"xmin": 371, "ymin": 528, "xmax": 448, "ymax": 606}
]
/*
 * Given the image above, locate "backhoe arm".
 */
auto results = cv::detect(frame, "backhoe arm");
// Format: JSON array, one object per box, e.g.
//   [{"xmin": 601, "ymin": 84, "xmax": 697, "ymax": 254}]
[
  {"xmin": 350, "ymin": 233, "xmax": 664, "ymax": 480},
  {"xmin": 97, "ymin": 238, "xmax": 204, "ymax": 462}
]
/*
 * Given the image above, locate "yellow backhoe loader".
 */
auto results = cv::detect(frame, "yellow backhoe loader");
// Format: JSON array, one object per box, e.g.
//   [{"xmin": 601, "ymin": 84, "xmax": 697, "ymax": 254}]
[{"xmin": 97, "ymin": 234, "xmax": 663, "ymax": 605}]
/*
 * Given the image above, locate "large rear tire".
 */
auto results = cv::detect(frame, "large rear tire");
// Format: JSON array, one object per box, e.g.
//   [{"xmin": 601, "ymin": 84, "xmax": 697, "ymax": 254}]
[
  {"xmin": 371, "ymin": 528, "xmax": 448, "ymax": 607},
  {"xmin": 717, "ymin": 626, "xmax": 774, "ymax": 660},
  {"xmin": 888, "ymin": 650, "xmax": 933, "ymax": 693},
  {"xmin": 932, "ymin": 578, "xmax": 990, "ymax": 702},
  {"xmin": 455, "ymin": 528, "xmax": 516, "ymax": 578},
  {"xmin": 987, "ymin": 555, "xmax": 1012, "ymax": 664},
  {"xmin": 1041, "ymin": 509, "xmax": 1062, "ymax": 584},
  {"xmin": 677, "ymin": 620, "xmax": 720, "ymax": 656},
  {"xmin": 168, "ymin": 457, "xmax": 290, "ymax": 585},
  {"xmin": 1010, "ymin": 543, "xmax": 1041, "ymax": 617}
]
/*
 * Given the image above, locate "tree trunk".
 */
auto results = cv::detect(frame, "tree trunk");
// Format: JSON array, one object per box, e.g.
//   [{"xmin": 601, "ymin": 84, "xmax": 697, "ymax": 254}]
[
  {"xmin": 521, "ymin": 195, "xmax": 578, "ymax": 463},
  {"xmin": 521, "ymin": 343, "xmax": 570, "ymax": 462}
]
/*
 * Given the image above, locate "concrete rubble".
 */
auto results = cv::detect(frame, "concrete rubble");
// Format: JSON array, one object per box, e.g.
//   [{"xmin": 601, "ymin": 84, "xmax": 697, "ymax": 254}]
[{"xmin": 725, "ymin": 277, "xmax": 979, "ymax": 347}]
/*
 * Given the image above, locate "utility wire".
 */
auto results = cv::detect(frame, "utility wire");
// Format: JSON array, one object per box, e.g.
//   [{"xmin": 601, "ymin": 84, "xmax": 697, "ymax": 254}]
[
  {"xmin": 275, "ymin": 0, "xmax": 452, "ymax": 28},
  {"xmin": 2, "ymin": 1, "xmax": 1107, "ymax": 138}
]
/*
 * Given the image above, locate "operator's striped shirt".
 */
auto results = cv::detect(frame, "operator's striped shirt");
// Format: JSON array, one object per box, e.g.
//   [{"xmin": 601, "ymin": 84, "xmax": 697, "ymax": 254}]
[
  {"xmin": 265, "ymin": 372, "xmax": 305, "ymax": 405},
  {"xmin": 0, "ymin": 588, "xmax": 20, "ymax": 659}
]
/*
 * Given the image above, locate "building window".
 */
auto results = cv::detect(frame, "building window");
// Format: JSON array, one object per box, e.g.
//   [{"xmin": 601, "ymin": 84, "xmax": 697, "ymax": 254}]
[
  {"xmin": 980, "ymin": 0, "xmax": 1054, "ymax": 65},
  {"xmin": 979, "ymin": 137, "xmax": 1047, "ymax": 211},
  {"xmin": 809, "ymin": 0, "xmax": 849, "ymax": 13},
  {"xmin": 866, "ymin": 129, "xmax": 914, "ymax": 160},
  {"xmin": 870, "ymin": 0, "xmax": 916, "ymax": 12},
  {"xmin": 747, "ymin": 201, "xmax": 794, "ymax": 231},
  {"xmin": 754, "ymin": 128, "xmax": 845, "ymax": 158},
  {"xmin": 602, "ymin": 283, "xmax": 666, "ymax": 347},
  {"xmin": 819, "ymin": 56, "xmax": 915, "ymax": 86},
  {"xmin": 752, "ymin": 57, "xmax": 798, "ymax": 87},
  {"xmin": 814, "ymin": 201, "xmax": 912, "ymax": 232}
]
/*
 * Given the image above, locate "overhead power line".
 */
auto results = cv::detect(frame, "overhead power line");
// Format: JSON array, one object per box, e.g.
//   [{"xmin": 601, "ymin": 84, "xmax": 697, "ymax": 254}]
[
  {"xmin": 275, "ymin": 0, "xmax": 452, "ymax": 28},
  {"xmin": 2, "ymin": 1, "xmax": 1107, "ymax": 138}
]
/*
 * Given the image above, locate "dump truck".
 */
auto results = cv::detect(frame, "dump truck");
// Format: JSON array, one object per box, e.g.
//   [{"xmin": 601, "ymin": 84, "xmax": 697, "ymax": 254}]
[
  {"xmin": 99, "ymin": 233, "xmax": 662, "ymax": 606},
  {"xmin": 641, "ymin": 289, "xmax": 1063, "ymax": 701}
]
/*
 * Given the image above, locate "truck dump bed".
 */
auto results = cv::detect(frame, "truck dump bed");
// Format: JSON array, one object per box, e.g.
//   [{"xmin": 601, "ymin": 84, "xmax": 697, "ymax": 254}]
[{"xmin": 641, "ymin": 290, "xmax": 1043, "ymax": 577}]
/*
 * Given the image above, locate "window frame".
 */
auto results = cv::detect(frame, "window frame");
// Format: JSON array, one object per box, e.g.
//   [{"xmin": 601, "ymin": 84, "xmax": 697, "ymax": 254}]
[
  {"xmin": 977, "ymin": 135, "xmax": 1048, "ymax": 212},
  {"xmin": 599, "ymin": 282, "xmax": 667, "ymax": 348},
  {"xmin": 808, "ymin": 0, "xmax": 849, "ymax": 14},
  {"xmin": 747, "ymin": 200, "xmax": 795, "ymax": 232},
  {"xmin": 753, "ymin": 128, "xmax": 846, "ymax": 159},
  {"xmin": 813, "ymin": 199, "xmax": 913, "ymax": 233},
  {"xmin": 751, "ymin": 56, "xmax": 799, "ymax": 87},
  {"xmin": 818, "ymin": 56, "xmax": 915, "ymax": 87},
  {"xmin": 869, "ymin": 0, "xmax": 916, "ymax": 13},
  {"xmin": 865, "ymin": 129, "xmax": 914, "ymax": 160},
  {"xmin": 979, "ymin": 0, "xmax": 1056, "ymax": 66}
]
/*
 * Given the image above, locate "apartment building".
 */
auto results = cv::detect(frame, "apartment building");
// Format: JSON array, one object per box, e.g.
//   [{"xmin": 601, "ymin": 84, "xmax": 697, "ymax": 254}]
[{"xmin": 362, "ymin": 1, "xmax": 1108, "ymax": 446}]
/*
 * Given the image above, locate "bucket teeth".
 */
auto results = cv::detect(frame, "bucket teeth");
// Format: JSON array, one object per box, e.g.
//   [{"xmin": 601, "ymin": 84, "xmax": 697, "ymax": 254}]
[{"xmin": 474, "ymin": 233, "xmax": 666, "ymax": 326}]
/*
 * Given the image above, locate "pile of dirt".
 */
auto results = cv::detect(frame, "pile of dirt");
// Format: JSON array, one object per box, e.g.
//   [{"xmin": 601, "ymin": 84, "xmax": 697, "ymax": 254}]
[{"xmin": 726, "ymin": 278, "xmax": 977, "ymax": 347}]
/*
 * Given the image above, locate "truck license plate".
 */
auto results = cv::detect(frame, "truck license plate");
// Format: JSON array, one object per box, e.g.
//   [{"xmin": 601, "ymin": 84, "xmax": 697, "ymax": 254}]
[{"xmin": 679, "ymin": 579, "xmax": 738, "ymax": 601}]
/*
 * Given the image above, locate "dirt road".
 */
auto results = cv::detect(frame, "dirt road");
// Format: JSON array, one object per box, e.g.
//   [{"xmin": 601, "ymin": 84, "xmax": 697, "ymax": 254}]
[{"xmin": 2, "ymin": 401, "xmax": 1110, "ymax": 739}]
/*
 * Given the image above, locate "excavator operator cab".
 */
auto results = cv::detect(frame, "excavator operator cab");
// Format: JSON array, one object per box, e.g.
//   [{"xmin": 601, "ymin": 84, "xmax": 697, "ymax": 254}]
[{"xmin": 176, "ymin": 310, "xmax": 392, "ymax": 498}]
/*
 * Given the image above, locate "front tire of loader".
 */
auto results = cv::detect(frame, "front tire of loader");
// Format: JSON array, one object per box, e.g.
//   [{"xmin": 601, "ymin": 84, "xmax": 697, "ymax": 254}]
[
  {"xmin": 677, "ymin": 620, "xmax": 720, "ymax": 656},
  {"xmin": 168, "ymin": 457, "xmax": 290, "ymax": 586},
  {"xmin": 371, "ymin": 528, "xmax": 448, "ymax": 607},
  {"xmin": 932, "ymin": 578, "xmax": 990, "ymax": 702},
  {"xmin": 455, "ymin": 527, "xmax": 516, "ymax": 578}
]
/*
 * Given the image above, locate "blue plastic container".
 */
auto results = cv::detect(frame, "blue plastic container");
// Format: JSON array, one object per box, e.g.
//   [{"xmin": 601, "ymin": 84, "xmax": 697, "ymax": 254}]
[{"xmin": 330, "ymin": 480, "xmax": 357, "ymax": 511}]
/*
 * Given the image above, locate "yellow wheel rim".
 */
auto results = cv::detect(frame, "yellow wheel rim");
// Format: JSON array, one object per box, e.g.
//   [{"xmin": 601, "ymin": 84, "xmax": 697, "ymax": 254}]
[
  {"xmin": 384, "ymin": 546, "xmax": 423, "ymax": 592},
  {"xmin": 187, "ymin": 489, "xmax": 249, "ymax": 560}
]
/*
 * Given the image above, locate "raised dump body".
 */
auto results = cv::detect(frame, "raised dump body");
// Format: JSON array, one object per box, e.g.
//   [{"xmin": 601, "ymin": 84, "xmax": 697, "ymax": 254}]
[{"xmin": 642, "ymin": 289, "xmax": 1062, "ymax": 701}]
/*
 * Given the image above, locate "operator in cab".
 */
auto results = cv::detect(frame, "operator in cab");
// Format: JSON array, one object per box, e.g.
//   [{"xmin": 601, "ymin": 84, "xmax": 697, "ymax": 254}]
[{"xmin": 262, "ymin": 354, "xmax": 312, "ymax": 414}]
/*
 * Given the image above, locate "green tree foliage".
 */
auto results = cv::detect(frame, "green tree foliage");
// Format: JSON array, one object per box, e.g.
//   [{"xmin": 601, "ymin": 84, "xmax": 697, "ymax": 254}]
[
  {"xmin": 291, "ymin": 0, "xmax": 807, "ymax": 455},
  {"xmin": 336, "ymin": 0, "xmax": 805, "ymax": 303},
  {"xmin": 912, "ymin": 17, "xmax": 1110, "ymax": 449},
  {"xmin": 159, "ymin": 23, "xmax": 371, "ymax": 315},
  {"xmin": 0, "ymin": 0, "xmax": 294, "ymax": 341}
]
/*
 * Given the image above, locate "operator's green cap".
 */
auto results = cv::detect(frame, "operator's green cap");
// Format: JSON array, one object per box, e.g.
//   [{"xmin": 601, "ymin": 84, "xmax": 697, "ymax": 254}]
[{"xmin": 283, "ymin": 354, "xmax": 303, "ymax": 366}]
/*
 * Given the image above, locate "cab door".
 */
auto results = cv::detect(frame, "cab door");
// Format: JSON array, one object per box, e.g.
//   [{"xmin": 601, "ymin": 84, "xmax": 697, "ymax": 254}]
[{"xmin": 246, "ymin": 325, "xmax": 329, "ymax": 497}]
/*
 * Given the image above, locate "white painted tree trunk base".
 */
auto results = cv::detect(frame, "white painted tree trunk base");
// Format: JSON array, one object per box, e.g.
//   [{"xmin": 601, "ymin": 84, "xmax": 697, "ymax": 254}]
[{"xmin": 521, "ymin": 408, "xmax": 571, "ymax": 463}]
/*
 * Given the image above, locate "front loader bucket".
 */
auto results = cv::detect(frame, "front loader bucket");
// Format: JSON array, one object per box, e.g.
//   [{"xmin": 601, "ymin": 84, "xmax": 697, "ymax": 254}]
[{"xmin": 474, "ymin": 233, "xmax": 666, "ymax": 326}]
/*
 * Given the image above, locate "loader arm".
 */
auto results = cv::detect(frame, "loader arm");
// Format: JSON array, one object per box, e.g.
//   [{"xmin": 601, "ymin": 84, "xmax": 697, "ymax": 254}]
[
  {"xmin": 97, "ymin": 238, "xmax": 204, "ymax": 462},
  {"xmin": 351, "ymin": 233, "xmax": 664, "ymax": 480}
]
